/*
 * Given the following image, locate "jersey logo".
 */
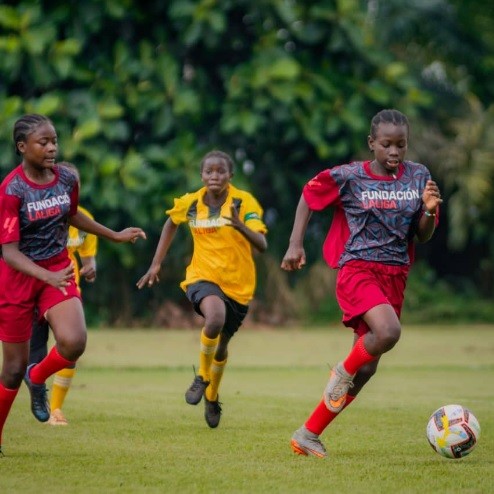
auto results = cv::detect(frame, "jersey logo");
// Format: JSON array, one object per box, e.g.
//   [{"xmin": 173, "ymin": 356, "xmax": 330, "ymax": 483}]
[{"xmin": 3, "ymin": 216, "xmax": 18, "ymax": 234}]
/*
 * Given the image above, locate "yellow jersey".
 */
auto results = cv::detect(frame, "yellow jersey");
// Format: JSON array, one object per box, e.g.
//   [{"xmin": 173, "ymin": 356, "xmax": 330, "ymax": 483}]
[
  {"xmin": 167, "ymin": 184, "xmax": 267, "ymax": 305},
  {"xmin": 67, "ymin": 206, "xmax": 98, "ymax": 287}
]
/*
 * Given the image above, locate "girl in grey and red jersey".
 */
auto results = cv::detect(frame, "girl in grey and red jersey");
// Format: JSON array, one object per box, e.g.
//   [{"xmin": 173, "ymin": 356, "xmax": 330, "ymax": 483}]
[
  {"xmin": 0, "ymin": 114, "xmax": 146, "ymax": 456},
  {"xmin": 281, "ymin": 109, "xmax": 442, "ymax": 458}
]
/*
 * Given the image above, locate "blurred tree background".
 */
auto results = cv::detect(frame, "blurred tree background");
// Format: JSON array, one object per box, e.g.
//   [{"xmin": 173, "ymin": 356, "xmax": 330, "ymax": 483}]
[{"xmin": 1, "ymin": 0, "xmax": 493, "ymax": 326}]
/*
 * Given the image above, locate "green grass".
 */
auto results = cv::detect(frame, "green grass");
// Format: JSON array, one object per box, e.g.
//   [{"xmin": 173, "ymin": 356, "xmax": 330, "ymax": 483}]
[{"xmin": 1, "ymin": 325, "xmax": 494, "ymax": 493}]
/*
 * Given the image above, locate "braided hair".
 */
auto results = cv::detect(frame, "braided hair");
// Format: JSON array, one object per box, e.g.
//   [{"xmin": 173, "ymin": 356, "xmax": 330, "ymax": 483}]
[
  {"xmin": 13, "ymin": 114, "xmax": 53, "ymax": 155},
  {"xmin": 370, "ymin": 109, "xmax": 409, "ymax": 139}
]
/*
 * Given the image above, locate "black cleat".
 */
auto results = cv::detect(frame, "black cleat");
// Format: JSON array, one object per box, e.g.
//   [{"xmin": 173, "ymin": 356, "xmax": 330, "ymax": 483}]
[
  {"xmin": 24, "ymin": 364, "xmax": 50, "ymax": 422},
  {"xmin": 204, "ymin": 396, "xmax": 222, "ymax": 428},
  {"xmin": 185, "ymin": 371, "xmax": 209, "ymax": 405}
]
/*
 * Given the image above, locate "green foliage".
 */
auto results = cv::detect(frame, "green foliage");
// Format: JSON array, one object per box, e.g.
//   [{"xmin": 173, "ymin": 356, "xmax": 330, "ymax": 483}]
[
  {"xmin": 1, "ymin": 1, "xmax": 494, "ymax": 322},
  {"xmin": 403, "ymin": 262, "xmax": 494, "ymax": 323}
]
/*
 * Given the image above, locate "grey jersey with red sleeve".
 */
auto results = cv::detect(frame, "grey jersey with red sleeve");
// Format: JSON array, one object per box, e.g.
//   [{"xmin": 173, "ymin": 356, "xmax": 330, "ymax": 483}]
[
  {"xmin": 303, "ymin": 160, "xmax": 431, "ymax": 268},
  {"xmin": 0, "ymin": 164, "xmax": 79, "ymax": 261}
]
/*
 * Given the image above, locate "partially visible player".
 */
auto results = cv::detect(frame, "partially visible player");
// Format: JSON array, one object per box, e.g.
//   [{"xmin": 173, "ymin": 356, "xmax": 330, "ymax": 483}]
[
  {"xmin": 0, "ymin": 114, "xmax": 146, "ymax": 456},
  {"xmin": 281, "ymin": 109, "xmax": 442, "ymax": 458},
  {"xmin": 28, "ymin": 162, "xmax": 98, "ymax": 426},
  {"xmin": 137, "ymin": 150, "xmax": 267, "ymax": 428}
]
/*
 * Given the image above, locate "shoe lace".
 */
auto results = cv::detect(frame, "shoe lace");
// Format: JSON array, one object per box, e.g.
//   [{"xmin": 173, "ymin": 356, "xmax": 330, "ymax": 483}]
[
  {"xmin": 328, "ymin": 364, "xmax": 354, "ymax": 398},
  {"xmin": 207, "ymin": 398, "xmax": 222, "ymax": 414},
  {"xmin": 189, "ymin": 376, "xmax": 205, "ymax": 392},
  {"xmin": 331, "ymin": 379, "xmax": 354, "ymax": 398}
]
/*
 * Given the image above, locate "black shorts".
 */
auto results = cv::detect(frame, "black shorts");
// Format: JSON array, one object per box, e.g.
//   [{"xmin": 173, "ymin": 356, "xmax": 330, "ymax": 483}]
[{"xmin": 185, "ymin": 281, "xmax": 249, "ymax": 338}]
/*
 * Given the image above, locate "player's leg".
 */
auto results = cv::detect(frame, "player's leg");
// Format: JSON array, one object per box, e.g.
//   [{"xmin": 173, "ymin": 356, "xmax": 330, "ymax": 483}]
[
  {"xmin": 184, "ymin": 282, "xmax": 225, "ymax": 405},
  {"xmin": 186, "ymin": 294, "xmax": 225, "ymax": 404},
  {"xmin": 203, "ymin": 297, "xmax": 247, "ymax": 429},
  {"xmin": 323, "ymin": 263, "xmax": 403, "ymax": 413},
  {"xmin": 0, "ymin": 265, "xmax": 52, "ymax": 424},
  {"xmin": 48, "ymin": 364, "xmax": 76, "ymax": 425},
  {"xmin": 0, "ymin": 341, "xmax": 29, "ymax": 454},
  {"xmin": 203, "ymin": 332, "xmax": 229, "ymax": 429},
  {"xmin": 324, "ymin": 304, "xmax": 397, "ymax": 412},
  {"xmin": 26, "ymin": 297, "xmax": 86, "ymax": 422},
  {"xmin": 291, "ymin": 332, "xmax": 380, "ymax": 458}
]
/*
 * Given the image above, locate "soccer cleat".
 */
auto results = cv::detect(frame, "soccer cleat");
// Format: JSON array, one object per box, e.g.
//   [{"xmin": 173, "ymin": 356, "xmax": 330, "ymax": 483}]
[
  {"xmin": 204, "ymin": 396, "xmax": 222, "ymax": 428},
  {"xmin": 185, "ymin": 373, "xmax": 210, "ymax": 405},
  {"xmin": 323, "ymin": 362, "xmax": 355, "ymax": 413},
  {"xmin": 0, "ymin": 446, "xmax": 4, "ymax": 458},
  {"xmin": 290, "ymin": 425, "xmax": 327, "ymax": 458},
  {"xmin": 24, "ymin": 363, "xmax": 50, "ymax": 422},
  {"xmin": 48, "ymin": 408, "xmax": 68, "ymax": 426}
]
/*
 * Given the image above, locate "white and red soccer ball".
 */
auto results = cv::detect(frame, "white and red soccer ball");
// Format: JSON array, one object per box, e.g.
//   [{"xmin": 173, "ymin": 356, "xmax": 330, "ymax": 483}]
[{"xmin": 426, "ymin": 404, "xmax": 481, "ymax": 459}]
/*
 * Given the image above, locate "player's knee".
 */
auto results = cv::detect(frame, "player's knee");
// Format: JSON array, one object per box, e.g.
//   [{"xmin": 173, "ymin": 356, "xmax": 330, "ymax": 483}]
[
  {"xmin": 204, "ymin": 316, "xmax": 225, "ymax": 335},
  {"xmin": 57, "ymin": 333, "xmax": 87, "ymax": 360},
  {"xmin": 376, "ymin": 322, "xmax": 401, "ymax": 352},
  {"xmin": 2, "ymin": 363, "xmax": 27, "ymax": 388}
]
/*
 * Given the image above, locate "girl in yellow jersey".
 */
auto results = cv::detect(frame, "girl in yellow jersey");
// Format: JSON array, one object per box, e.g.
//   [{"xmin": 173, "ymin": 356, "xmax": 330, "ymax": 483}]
[
  {"xmin": 28, "ymin": 163, "xmax": 98, "ymax": 425},
  {"xmin": 137, "ymin": 150, "xmax": 267, "ymax": 428}
]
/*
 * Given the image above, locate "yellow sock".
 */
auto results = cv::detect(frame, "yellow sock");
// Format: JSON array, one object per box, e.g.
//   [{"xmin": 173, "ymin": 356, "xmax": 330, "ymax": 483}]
[
  {"xmin": 50, "ymin": 367, "xmax": 76, "ymax": 410},
  {"xmin": 199, "ymin": 330, "xmax": 219, "ymax": 382},
  {"xmin": 205, "ymin": 358, "xmax": 226, "ymax": 402}
]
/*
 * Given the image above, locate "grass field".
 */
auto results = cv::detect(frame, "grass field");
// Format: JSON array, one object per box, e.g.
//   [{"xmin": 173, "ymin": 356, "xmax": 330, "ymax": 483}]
[{"xmin": 1, "ymin": 325, "xmax": 493, "ymax": 493}]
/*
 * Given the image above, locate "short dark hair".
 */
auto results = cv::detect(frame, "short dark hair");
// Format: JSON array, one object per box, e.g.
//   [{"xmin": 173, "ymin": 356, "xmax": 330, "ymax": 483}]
[
  {"xmin": 13, "ymin": 114, "xmax": 53, "ymax": 155},
  {"xmin": 200, "ymin": 150, "xmax": 234, "ymax": 173},
  {"xmin": 370, "ymin": 109, "xmax": 409, "ymax": 138}
]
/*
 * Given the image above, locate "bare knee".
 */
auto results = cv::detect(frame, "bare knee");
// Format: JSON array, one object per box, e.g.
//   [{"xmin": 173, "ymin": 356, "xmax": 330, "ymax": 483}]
[
  {"xmin": 373, "ymin": 322, "xmax": 401, "ymax": 354},
  {"xmin": 1, "ymin": 360, "xmax": 28, "ymax": 389},
  {"xmin": 56, "ymin": 332, "xmax": 87, "ymax": 361},
  {"xmin": 204, "ymin": 315, "xmax": 225, "ymax": 338}
]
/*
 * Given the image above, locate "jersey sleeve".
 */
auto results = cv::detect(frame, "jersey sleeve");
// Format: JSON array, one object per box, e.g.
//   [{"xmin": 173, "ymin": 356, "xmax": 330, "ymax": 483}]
[
  {"xmin": 76, "ymin": 208, "xmax": 98, "ymax": 257},
  {"xmin": 241, "ymin": 194, "xmax": 267, "ymax": 234},
  {"xmin": 0, "ymin": 193, "xmax": 21, "ymax": 244},
  {"xmin": 303, "ymin": 169, "xmax": 342, "ymax": 211},
  {"xmin": 166, "ymin": 194, "xmax": 192, "ymax": 225},
  {"xmin": 77, "ymin": 234, "xmax": 98, "ymax": 258}
]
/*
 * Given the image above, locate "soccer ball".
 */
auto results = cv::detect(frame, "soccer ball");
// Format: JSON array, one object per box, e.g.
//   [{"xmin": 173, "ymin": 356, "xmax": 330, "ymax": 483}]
[{"xmin": 426, "ymin": 404, "xmax": 481, "ymax": 459}]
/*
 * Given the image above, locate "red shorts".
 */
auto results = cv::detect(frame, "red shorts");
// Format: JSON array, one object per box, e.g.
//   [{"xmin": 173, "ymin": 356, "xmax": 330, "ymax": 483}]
[
  {"xmin": 0, "ymin": 251, "xmax": 81, "ymax": 343},
  {"xmin": 336, "ymin": 260, "xmax": 409, "ymax": 336}
]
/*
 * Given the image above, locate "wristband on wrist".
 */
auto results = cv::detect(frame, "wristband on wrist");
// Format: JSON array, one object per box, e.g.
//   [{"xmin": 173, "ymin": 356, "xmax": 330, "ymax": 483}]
[{"xmin": 424, "ymin": 210, "xmax": 436, "ymax": 217}]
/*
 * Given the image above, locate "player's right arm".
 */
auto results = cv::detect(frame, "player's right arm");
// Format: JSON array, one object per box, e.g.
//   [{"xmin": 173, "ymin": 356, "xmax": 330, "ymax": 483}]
[
  {"xmin": 280, "ymin": 195, "xmax": 312, "ymax": 271},
  {"xmin": 136, "ymin": 218, "xmax": 178, "ymax": 289},
  {"xmin": 1, "ymin": 242, "xmax": 74, "ymax": 295}
]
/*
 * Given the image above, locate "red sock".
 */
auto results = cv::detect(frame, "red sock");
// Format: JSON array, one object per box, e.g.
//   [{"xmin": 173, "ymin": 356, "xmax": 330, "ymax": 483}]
[
  {"xmin": 305, "ymin": 395, "xmax": 356, "ymax": 435},
  {"xmin": 0, "ymin": 383, "xmax": 19, "ymax": 446},
  {"xmin": 342, "ymin": 336, "xmax": 376, "ymax": 375},
  {"xmin": 29, "ymin": 346, "xmax": 76, "ymax": 384}
]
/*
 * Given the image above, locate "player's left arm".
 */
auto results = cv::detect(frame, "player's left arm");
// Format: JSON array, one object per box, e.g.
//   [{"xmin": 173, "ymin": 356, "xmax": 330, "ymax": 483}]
[
  {"xmin": 224, "ymin": 202, "xmax": 267, "ymax": 253},
  {"xmin": 416, "ymin": 179, "xmax": 442, "ymax": 243},
  {"xmin": 225, "ymin": 197, "xmax": 268, "ymax": 252},
  {"xmin": 69, "ymin": 210, "xmax": 146, "ymax": 243}
]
